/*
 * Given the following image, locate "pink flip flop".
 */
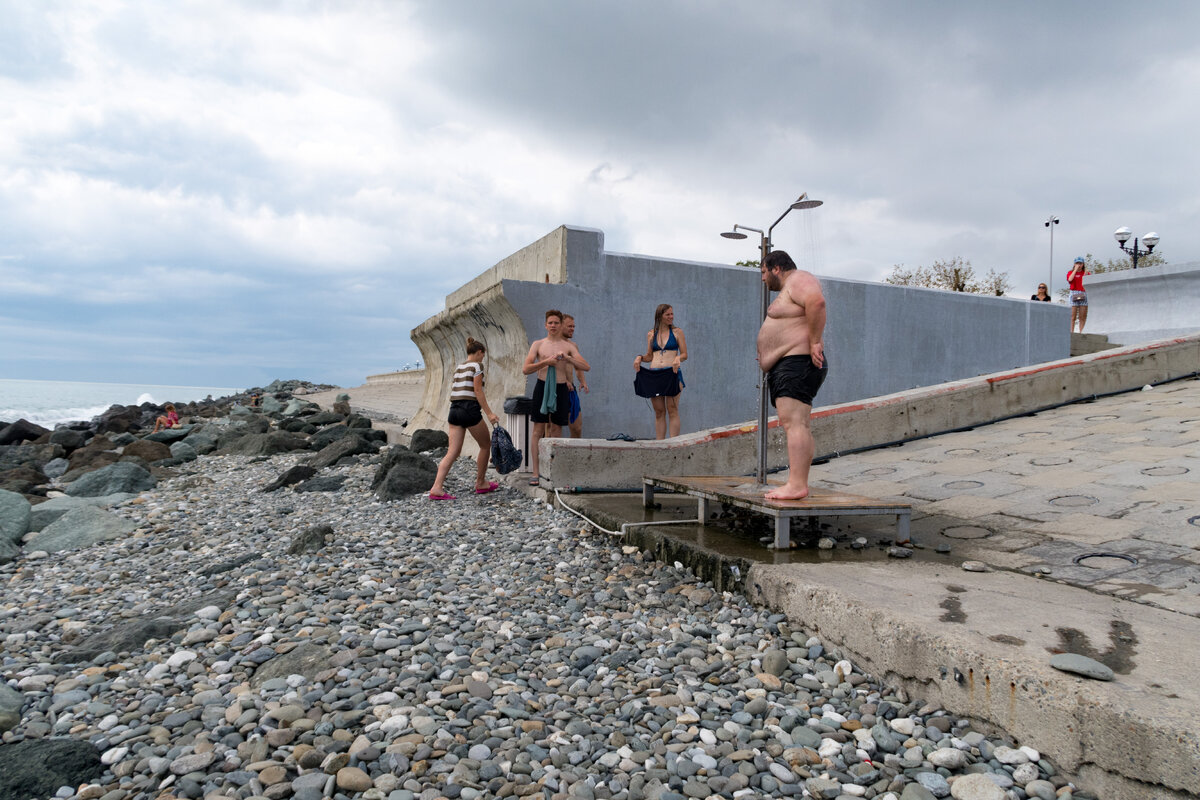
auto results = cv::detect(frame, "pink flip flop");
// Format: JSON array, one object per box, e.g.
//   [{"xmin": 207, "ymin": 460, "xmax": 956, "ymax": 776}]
[
  {"xmin": 475, "ymin": 481, "xmax": 500, "ymax": 495},
  {"xmin": 428, "ymin": 492, "xmax": 456, "ymax": 501}
]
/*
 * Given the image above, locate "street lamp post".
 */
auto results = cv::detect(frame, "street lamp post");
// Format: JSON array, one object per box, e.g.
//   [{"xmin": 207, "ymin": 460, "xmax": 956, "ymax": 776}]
[
  {"xmin": 1044, "ymin": 215, "xmax": 1059, "ymax": 292},
  {"xmin": 1113, "ymin": 227, "xmax": 1159, "ymax": 269},
  {"xmin": 720, "ymin": 193, "xmax": 823, "ymax": 485}
]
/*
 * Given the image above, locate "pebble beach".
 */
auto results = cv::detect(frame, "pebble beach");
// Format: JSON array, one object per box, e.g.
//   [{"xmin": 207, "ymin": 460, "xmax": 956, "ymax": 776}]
[{"xmin": 1, "ymin": 392, "xmax": 1091, "ymax": 800}]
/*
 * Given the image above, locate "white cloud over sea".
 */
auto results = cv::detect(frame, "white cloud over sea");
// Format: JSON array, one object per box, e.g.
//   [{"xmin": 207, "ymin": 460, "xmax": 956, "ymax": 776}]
[{"xmin": 2, "ymin": 0, "xmax": 1199, "ymax": 387}]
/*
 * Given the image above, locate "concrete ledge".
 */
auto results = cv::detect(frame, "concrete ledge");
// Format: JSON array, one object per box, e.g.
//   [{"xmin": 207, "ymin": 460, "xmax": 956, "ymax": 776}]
[
  {"xmin": 544, "ymin": 333, "xmax": 1200, "ymax": 489},
  {"xmin": 365, "ymin": 369, "xmax": 425, "ymax": 386},
  {"xmin": 746, "ymin": 561, "xmax": 1200, "ymax": 799}
]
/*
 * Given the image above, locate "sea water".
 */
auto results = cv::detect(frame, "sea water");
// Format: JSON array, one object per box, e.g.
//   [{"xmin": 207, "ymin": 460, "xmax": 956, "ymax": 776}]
[{"xmin": 0, "ymin": 379, "xmax": 241, "ymax": 428}]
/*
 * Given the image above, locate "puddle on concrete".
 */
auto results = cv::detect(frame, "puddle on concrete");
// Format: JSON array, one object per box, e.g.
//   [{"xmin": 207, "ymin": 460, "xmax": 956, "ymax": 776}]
[
  {"xmin": 1048, "ymin": 620, "xmax": 1138, "ymax": 674},
  {"xmin": 939, "ymin": 595, "xmax": 966, "ymax": 623},
  {"xmin": 575, "ymin": 493, "xmax": 955, "ymax": 567},
  {"xmin": 989, "ymin": 633, "xmax": 1026, "ymax": 646}
]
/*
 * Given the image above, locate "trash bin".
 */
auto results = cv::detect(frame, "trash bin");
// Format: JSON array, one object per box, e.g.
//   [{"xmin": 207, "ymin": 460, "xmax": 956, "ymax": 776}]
[{"xmin": 503, "ymin": 396, "xmax": 536, "ymax": 471}]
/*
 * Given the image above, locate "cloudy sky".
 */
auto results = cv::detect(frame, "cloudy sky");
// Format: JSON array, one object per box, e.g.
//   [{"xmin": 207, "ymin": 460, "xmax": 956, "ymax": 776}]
[{"xmin": 3, "ymin": 1, "xmax": 1198, "ymax": 388}]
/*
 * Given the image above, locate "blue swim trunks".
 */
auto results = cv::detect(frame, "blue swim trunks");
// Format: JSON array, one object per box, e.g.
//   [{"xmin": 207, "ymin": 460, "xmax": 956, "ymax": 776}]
[{"xmin": 568, "ymin": 386, "xmax": 581, "ymax": 424}]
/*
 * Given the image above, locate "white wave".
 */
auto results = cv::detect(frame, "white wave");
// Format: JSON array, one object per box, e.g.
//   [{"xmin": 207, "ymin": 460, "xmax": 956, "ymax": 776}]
[
  {"xmin": 0, "ymin": 404, "xmax": 114, "ymax": 428},
  {"xmin": 135, "ymin": 392, "xmax": 158, "ymax": 406}
]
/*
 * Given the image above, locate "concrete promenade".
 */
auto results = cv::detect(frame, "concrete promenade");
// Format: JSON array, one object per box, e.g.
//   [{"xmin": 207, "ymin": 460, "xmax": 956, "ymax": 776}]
[{"xmin": 548, "ymin": 376, "xmax": 1200, "ymax": 799}]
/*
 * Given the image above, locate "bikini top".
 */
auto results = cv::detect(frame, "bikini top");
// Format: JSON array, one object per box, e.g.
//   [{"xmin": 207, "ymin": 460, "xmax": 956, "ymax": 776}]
[{"xmin": 651, "ymin": 327, "xmax": 679, "ymax": 352}]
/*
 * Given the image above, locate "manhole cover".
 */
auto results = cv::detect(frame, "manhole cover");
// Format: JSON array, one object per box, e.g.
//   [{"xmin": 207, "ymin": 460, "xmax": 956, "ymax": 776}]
[
  {"xmin": 1142, "ymin": 465, "xmax": 1189, "ymax": 477},
  {"xmin": 1050, "ymin": 495, "xmax": 1099, "ymax": 508},
  {"xmin": 945, "ymin": 448, "xmax": 979, "ymax": 456},
  {"xmin": 1030, "ymin": 456, "xmax": 1071, "ymax": 467},
  {"xmin": 1073, "ymin": 552, "xmax": 1138, "ymax": 569},
  {"xmin": 860, "ymin": 467, "xmax": 896, "ymax": 477},
  {"xmin": 1018, "ymin": 431, "xmax": 1053, "ymax": 438},
  {"xmin": 943, "ymin": 525, "xmax": 992, "ymax": 540},
  {"xmin": 1085, "ymin": 415, "xmax": 1120, "ymax": 422},
  {"xmin": 943, "ymin": 480, "xmax": 984, "ymax": 490}
]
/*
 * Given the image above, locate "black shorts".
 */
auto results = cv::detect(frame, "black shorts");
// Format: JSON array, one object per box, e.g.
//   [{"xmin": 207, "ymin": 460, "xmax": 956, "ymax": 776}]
[
  {"xmin": 634, "ymin": 367, "xmax": 682, "ymax": 398},
  {"xmin": 447, "ymin": 398, "xmax": 483, "ymax": 428},
  {"xmin": 530, "ymin": 379, "xmax": 570, "ymax": 426},
  {"xmin": 767, "ymin": 354, "xmax": 828, "ymax": 408}
]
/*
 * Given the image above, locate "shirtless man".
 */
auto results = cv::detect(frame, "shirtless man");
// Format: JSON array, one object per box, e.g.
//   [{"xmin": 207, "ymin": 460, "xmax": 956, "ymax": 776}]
[
  {"xmin": 523, "ymin": 309, "xmax": 590, "ymax": 483},
  {"xmin": 562, "ymin": 314, "xmax": 589, "ymax": 438},
  {"xmin": 756, "ymin": 250, "xmax": 828, "ymax": 501}
]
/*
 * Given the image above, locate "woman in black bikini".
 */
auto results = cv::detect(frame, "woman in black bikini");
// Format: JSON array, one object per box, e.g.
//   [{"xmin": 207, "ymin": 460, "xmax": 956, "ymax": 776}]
[{"xmin": 634, "ymin": 303, "xmax": 687, "ymax": 438}]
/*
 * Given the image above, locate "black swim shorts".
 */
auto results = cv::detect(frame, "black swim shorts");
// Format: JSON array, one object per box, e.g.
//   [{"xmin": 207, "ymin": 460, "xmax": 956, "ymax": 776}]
[
  {"xmin": 530, "ymin": 379, "xmax": 571, "ymax": 426},
  {"xmin": 447, "ymin": 398, "xmax": 483, "ymax": 428},
  {"xmin": 767, "ymin": 354, "xmax": 828, "ymax": 408}
]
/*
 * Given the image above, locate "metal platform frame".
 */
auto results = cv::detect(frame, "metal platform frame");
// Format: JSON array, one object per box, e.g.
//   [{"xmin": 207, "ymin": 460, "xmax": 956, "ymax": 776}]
[{"xmin": 643, "ymin": 475, "xmax": 912, "ymax": 550}]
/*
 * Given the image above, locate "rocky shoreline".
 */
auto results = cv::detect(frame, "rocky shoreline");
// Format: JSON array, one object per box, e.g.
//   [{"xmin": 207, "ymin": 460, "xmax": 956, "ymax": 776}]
[{"xmin": 1, "ymin": 385, "xmax": 1091, "ymax": 800}]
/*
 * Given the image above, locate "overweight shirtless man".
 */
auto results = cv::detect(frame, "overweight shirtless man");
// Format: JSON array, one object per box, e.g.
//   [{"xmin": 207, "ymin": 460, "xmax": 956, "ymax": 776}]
[
  {"xmin": 523, "ymin": 309, "xmax": 590, "ymax": 484},
  {"xmin": 756, "ymin": 250, "xmax": 828, "ymax": 501}
]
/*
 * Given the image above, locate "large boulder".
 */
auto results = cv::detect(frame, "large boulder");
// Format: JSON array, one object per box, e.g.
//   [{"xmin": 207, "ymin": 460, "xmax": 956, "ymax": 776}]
[
  {"xmin": 48, "ymin": 428, "xmax": 87, "ymax": 452},
  {"xmin": 42, "ymin": 457, "xmax": 70, "ymax": 479},
  {"xmin": 54, "ymin": 590, "xmax": 234, "ymax": 663},
  {"xmin": 0, "ymin": 442, "xmax": 64, "ymax": 472},
  {"xmin": 143, "ymin": 426, "xmax": 192, "ymax": 444},
  {"xmin": 346, "ymin": 413, "xmax": 373, "ymax": 429},
  {"xmin": 372, "ymin": 447, "xmax": 437, "ymax": 501},
  {"xmin": 261, "ymin": 465, "xmax": 317, "ymax": 492},
  {"xmin": 66, "ymin": 462, "xmax": 155, "ymax": 497},
  {"xmin": 0, "ymin": 490, "xmax": 32, "ymax": 543},
  {"xmin": 260, "ymin": 395, "xmax": 285, "ymax": 414},
  {"xmin": 310, "ymin": 424, "xmax": 352, "ymax": 450},
  {"xmin": 30, "ymin": 506, "xmax": 136, "ymax": 552},
  {"xmin": 0, "ymin": 419, "xmax": 51, "ymax": 446},
  {"xmin": 183, "ymin": 429, "xmax": 219, "ymax": 455},
  {"xmin": 0, "ymin": 465, "xmax": 48, "ymax": 496},
  {"xmin": 409, "ymin": 428, "xmax": 449, "ymax": 453},
  {"xmin": 170, "ymin": 441, "xmax": 198, "ymax": 462},
  {"xmin": 216, "ymin": 431, "xmax": 309, "ymax": 457},
  {"xmin": 0, "ymin": 681, "xmax": 23, "ymax": 732},
  {"xmin": 66, "ymin": 436, "xmax": 118, "ymax": 472},
  {"xmin": 0, "ymin": 739, "xmax": 103, "ymax": 798},
  {"xmin": 29, "ymin": 494, "xmax": 135, "ymax": 532},
  {"xmin": 309, "ymin": 434, "xmax": 378, "ymax": 470},
  {"xmin": 294, "ymin": 475, "xmax": 346, "ymax": 493},
  {"xmin": 306, "ymin": 411, "xmax": 345, "ymax": 427},
  {"xmin": 283, "ymin": 398, "xmax": 319, "ymax": 417},
  {"xmin": 94, "ymin": 405, "xmax": 140, "ymax": 434},
  {"xmin": 122, "ymin": 438, "xmax": 172, "ymax": 462},
  {"xmin": 0, "ymin": 537, "xmax": 19, "ymax": 565}
]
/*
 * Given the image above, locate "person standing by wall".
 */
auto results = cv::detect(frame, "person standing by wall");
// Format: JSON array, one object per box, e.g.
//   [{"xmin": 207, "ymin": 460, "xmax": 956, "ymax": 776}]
[
  {"xmin": 523, "ymin": 309, "xmax": 590, "ymax": 484},
  {"xmin": 562, "ymin": 314, "xmax": 589, "ymax": 438},
  {"xmin": 634, "ymin": 303, "xmax": 687, "ymax": 439},
  {"xmin": 1067, "ymin": 257, "xmax": 1089, "ymax": 332},
  {"xmin": 428, "ymin": 338, "xmax": 500, "ymax": 500},
  {"xmin": 756, "ymin": 250, "xmax": 828, "ymax": 501},
  {"xmin": 1031, "ymin": 283, "xmax": 1051, "ymax": 301}
]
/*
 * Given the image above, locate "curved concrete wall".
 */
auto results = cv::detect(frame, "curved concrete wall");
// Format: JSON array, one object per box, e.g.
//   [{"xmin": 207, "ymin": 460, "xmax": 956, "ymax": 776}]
[
  {"xmin": 1086, "ymin": 260, "xmax": 1200, "ymax": 345},
  {"xmin": 410, "ymin": 225, "xmax": 1070, "ymax": 442}
]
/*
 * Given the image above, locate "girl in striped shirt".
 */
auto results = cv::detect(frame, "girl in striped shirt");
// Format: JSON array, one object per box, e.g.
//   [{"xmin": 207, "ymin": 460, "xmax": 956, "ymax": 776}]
[{"xmin": 429, "ymin": 337, "xmax": 500, "ymax": 500}]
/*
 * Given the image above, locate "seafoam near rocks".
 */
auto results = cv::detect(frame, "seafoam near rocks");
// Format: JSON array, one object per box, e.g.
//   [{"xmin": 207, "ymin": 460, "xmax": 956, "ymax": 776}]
[{"xmin": 0, "ymin": 431, "xmax": 1092, "ymax": 800}]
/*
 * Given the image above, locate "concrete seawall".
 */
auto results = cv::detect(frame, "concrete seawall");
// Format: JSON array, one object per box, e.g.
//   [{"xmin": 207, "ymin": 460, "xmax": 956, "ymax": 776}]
[
  {"xmin": 1087, "ymin": 259, "xmax": 1200, "ymax": 345},
  {"xmin": 411, "ymin": 225, "xmax": 1069, "ymax": 441},
  {"xmin": 542, "ymin": 333, "xmax": 1200, "ymax": 489}
]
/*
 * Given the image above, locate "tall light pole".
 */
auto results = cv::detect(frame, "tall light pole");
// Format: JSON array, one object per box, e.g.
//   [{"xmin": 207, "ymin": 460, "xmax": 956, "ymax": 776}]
[
  {"xmin": 1044, "ymin": 215, "xmax": 1059, "ymax": 293},
  {"xmin": 720, "ymin": 193, "xmax": 823, "ymax": 485},
  {"xmin": 1113, "ymin": 227, "xmax": 1159, "ymax": 270}
]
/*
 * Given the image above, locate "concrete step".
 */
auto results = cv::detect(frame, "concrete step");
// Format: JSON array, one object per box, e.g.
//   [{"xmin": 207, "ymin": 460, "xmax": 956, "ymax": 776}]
[{"xmin": 1071, "ymin": 331, "xmax": 1120, "ymax": 356}]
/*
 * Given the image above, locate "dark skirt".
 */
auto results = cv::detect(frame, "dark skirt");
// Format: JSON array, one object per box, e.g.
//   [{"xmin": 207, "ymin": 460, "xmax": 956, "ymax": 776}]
[
  {"xmin": 634, "ymin": 367, "xmax": 682, "ymax": 398},
  {"xmin": 448, "ymin": 398, "xmax": 483, "ymax": 428}
]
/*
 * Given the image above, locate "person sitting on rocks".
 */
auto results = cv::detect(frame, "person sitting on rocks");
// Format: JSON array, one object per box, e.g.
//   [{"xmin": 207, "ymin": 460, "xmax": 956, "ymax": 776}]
[{"xmin": 152, "ymin": 403, "xmax": 180, "ymax": 433}]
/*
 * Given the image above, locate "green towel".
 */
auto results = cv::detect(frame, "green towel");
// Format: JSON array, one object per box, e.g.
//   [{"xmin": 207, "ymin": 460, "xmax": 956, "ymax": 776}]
[{"xmin": 541, "ymin": 366, "xmax": 558, "ymax": 414}]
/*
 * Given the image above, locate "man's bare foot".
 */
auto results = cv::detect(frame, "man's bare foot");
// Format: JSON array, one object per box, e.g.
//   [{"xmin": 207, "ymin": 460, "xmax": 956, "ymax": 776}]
[{"xmin": 765, "ymin": 484, "xmax": 810, "ymax": 501}]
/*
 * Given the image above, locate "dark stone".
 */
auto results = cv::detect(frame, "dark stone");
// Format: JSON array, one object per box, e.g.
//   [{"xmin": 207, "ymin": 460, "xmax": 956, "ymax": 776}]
[
  {"xmin": 143, "ymin": 427, "xmax": 192, "ymax": 444},
  {"xmin": 123, "ymin": 439, "xmax": 172, "ymax": 462},
  {"xmin": 0, "ymin": 738, "xmax": 103, "ymax": 798},
  {"xmin": 0, "ymin": 442, "xmax": 65, "ymax": 472},
  {"xmin": 306, "ymin": 411, "xmax": 345, "ymax": 426},
  {"xmin": 332, "ymin": 400, "xmax": 352, "ymax": 416},
  {"xmin": 288, "ymin": 523, "xmax": 332, "ymax": 554},
  {"xmin": 95, "ymin": 405, "xmax": 141, "ymax": 434},
  {"xmin": 66, "ymin": 462, "xmax": 155, "ymax": 497},
  {"xmin": 250, "ymin": 642, "xmax": 333, "ymax": 687},
  {"xmin": 294, "ymin": 476, "xmax": 346, "ymax": 493},
  {"xmin": 55, "ymin": 591, "xmax": 235, "ymax": 663},
  {"xmin": 308, "ymin": 434, "xmax": 378, "ymax": 470},
  {"xmin": 346, "ymin": 414, "xmax": 372, "ymax": 429},
  {"xmin": 372, "ymin": 449, "xmax": 437, "ymax": 501},
  {"xmin": 31, "ymin": 506, "xmax": 136, "ymax": 553},
  {"xmin": 278, "ymin": 418, "xmax": 310, "ymax": 433},
  {"xmin": 216, "ymin": 431, "xmax": 310, "ymax": 457},
  {"xmin": 0, "ymin": 419, "xmax": 51, "ymax": 446},
  {"xmin": 261, "ymin": 465, "xmax": 318, "ymax": 492},
  {"xmin": 48, "ymin": 428, "xmax": 87, "ymax": 452},
  {"xmin": 309, "ymin": 424, "xmax": 352, "ymax": 451},
  {"xmin": 182, "ymin": 430, "xmax": 218, "ymax": 455},
  {"xmin": 0, "ymin": 465, "xmax": 48, "ymax": 495},
  {"xmin": 0, "ymin": 489, "xmax": 30, "ymax": 544},
  {"xmin": 66, "ymin": 437, "xmax": 118, "ymax": 472},
  {"xmin": 0, "ymin": 537, "xmax": 19, "ymax": 565},
  {"xmin": 409, "ymin": 429, "xmax": 449, "ymax": 453},
  {"xmin": 200, "ymin": 552, "xmax": 258, "ymax": 576}
]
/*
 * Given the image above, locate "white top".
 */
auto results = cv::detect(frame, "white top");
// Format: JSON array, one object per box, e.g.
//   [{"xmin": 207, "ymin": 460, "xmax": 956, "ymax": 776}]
[{"xmin": 450, "ymin": 361, "xmax": 483, "ymax": 400}]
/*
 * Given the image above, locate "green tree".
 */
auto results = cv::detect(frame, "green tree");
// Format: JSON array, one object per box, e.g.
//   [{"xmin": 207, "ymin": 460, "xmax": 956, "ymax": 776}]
[
  {"xmin": 885, "ymin": 257, "xmax": 1012, "ymax": 295},
  {"xmin": 736, "ymin": 259, "xmax": 760, "ymax": 269}
]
